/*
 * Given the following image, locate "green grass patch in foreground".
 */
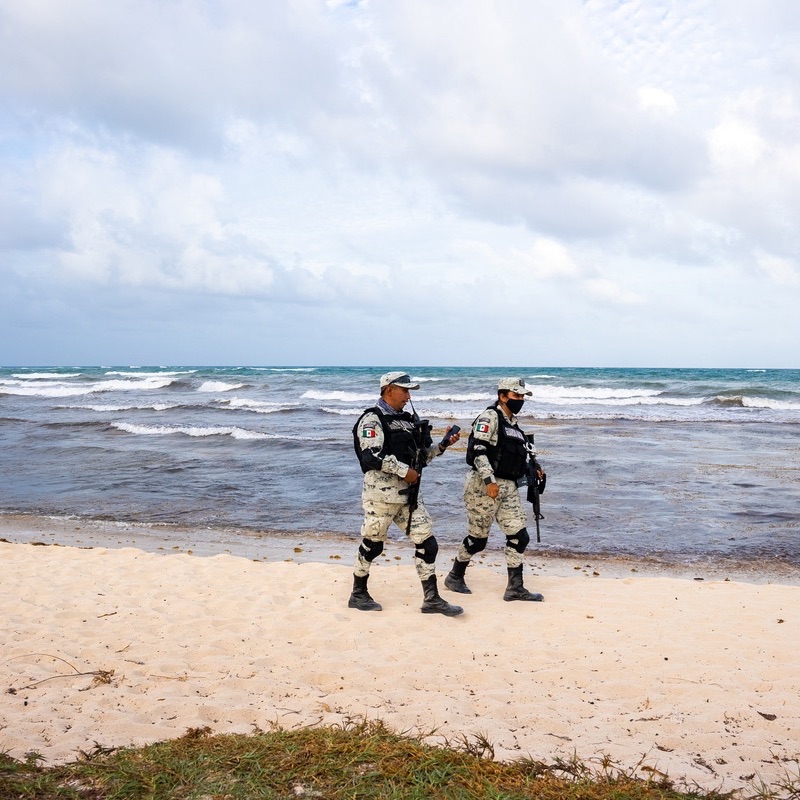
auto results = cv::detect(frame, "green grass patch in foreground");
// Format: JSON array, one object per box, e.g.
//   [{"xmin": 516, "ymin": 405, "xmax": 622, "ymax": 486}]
[{"xmin": 1, "ymin": 719, "xmax": 795, "ymax": 800}]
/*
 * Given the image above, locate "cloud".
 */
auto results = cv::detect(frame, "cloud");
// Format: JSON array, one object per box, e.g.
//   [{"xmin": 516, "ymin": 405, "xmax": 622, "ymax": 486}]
[
  {"xmin": 757, "ymin": 251, "xmax": 800, "ymax": 287},
  {"xmin": 709, "ymin": 118, "xmax": 767, "ymax": 170},
  {"xmin": 638, "ymin": 86, "xmax": 678, "ymax": 117},
  {"xmin": 0, "ymin": 0, "xmax": 353, "ymax": 152},
  {"xmin": 1, "ymin": 0, "xmax": 799, "ymax": 366},
  {"xmin": 583, "ymin": 277, "xmax": 643, "ymax": 306}
]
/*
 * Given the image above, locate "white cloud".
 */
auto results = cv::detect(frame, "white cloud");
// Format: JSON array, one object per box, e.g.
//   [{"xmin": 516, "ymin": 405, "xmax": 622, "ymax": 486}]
[
  {"xmin": 1, "ymin": 0, "xmax": 799, "ymax": 365},
  {"xmin": 638, "ymin": 86, "xmax": 678, "ymax": 117},
  {"xmin": 708, "ymin": 118, "xmax": 767, "ymax": 169},
  {"xmin": 450, "ymin": 235, "xmax": 582, "ymax": 286},
  {"xmin": 757, "ymin": 252, "xmax": 800, "ymax": 287},
  {"xmin": 583, "ymin": 278, "xmax": 643, "ymax": 306},
  {"xmin": 516, "ymin": 239, "xmax": 582, "ymax": 281}
]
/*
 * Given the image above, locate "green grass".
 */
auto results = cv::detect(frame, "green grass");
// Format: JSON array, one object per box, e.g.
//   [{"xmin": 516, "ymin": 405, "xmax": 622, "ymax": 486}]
[{"xmin": 1, "ymin": 719, "xmax": 796, "ymax": 799}]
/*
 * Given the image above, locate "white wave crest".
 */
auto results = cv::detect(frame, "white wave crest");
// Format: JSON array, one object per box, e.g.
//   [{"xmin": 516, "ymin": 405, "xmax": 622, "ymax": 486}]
[
  {"xmin": 533, "ymin": 384, "xmax": 663, "ymax": 401},
  {"xmin": 302, "ymin": 390, "xmax": 373, "ymax": 402},
  {"xmin": 320, "ymin": 406, "xmax": 362, "ymax": 416},
  {"xmin": 60, "ymin": 403, "xmax": 180, "ymax": 412},
  {"xmin": 741, "ymin": 396, "xmax": 800, "ymax": 411},
  {"xmin": 535, "ymin": 395, "xmax": 703, "ymax": 408},
  {"xmin": 197, "ymin": 381, "xmax": 246, "ymax": 392},
  {"xmin": 221, "ymin": 398, "xmax": 300, "ymax": 413},
  {"xmin": 105, "ymin": 370, "xmax": 196, "ymax": 377},
  {"xmin": 425, "ymin": 393, "xmax": 493, "ymax": 402},
  {"xmin": 0, "ymin": 384, "xmax": 96, "ymax": 397},
  {"xmin": 254, "ymin": 367, "xmax": 317, "ymax": 372},
  {"xmin": 1, "ymin": 376, "xmax": 175, "ymax": 397},
  {"xmin": 12, "ymin": 372, "xmax": 83, "ymax": 379},
  {"xmin": 111, "ymin": 422, "xmax": 329, "ymax": 442},
  {"xmin": 112, "ymin": 422, "xmax": 275, "ymax": 439},
  {"xmin": 98, "ymin": 377, "xmax": 177, "ymax": 392}
]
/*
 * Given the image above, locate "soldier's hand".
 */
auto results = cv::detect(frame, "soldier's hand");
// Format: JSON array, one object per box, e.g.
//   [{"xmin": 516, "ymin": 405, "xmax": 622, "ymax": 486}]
[
  {"xmin": 486, "ymin": 482, "xmax": 499, "ymax": 499},
  {"xmin": 404, "ymin": 467, "xmax": 420, "ymax": 484}
]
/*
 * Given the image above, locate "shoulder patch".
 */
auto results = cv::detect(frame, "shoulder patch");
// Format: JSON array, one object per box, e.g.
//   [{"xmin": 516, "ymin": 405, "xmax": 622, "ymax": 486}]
[
  {"xmin": 361, "ymin": 426, "xmax": 378, "ymax": 439},
  {"xmin": 475, "ymin": 422, "xmax": 491, "ymax": 434}
]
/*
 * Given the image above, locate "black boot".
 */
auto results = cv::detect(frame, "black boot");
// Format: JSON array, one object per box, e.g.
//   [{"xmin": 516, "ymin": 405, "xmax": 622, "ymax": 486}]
[
  {"xmin": 348, "ymin": 574, "xmax": 382, "ymax": 611},
  {"xmin": 503, "ymin": 565, "xmax": 543, "ymax": 602},
  {"xmin": 421, "ymin": 576, "xmax": 464, "ymax": 616},
  {"xmin": 444, "ymin": 558, "xmax": 471, "ymax": 594}
]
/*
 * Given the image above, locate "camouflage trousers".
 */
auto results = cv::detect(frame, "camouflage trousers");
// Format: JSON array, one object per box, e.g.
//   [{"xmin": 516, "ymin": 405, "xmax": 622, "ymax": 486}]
[
  {"xmin": 354, "ymin": 491, "xmax": 436, "ymax": 581},
  {"xmin": 460, "ymin": 471, "xmax": 528, "ymax": 568}
]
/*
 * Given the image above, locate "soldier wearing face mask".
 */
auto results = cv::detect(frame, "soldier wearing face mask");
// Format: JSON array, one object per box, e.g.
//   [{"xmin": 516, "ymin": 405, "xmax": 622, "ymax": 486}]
[{"xmin": 445, "ymin": 378, "xmax": 544, "ymax": 602}]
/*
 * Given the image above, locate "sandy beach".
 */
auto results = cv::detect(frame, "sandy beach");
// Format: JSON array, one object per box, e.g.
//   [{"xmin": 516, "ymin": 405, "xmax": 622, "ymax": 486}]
[{"xmin": 2, "ymin": 527, "xmax": 799, "ymax": 795}]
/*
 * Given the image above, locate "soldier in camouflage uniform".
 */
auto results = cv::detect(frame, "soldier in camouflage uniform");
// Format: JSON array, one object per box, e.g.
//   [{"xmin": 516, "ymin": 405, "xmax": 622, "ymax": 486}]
[
  {"xmin": 445, "ymin": 378, "xmax": 544, "ymax": 602},
  {"xmin": 348, "ymin": 371, "xmax": 464, "ymax": 616}
]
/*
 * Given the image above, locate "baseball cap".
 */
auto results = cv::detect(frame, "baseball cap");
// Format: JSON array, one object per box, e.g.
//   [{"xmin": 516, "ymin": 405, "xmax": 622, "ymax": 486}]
[
  {"xmin": 380, "ymin": 371, "xmax": 420, "ymax": 390},
  {"xmin": 497, "ymin": 377, "xmax": 532, "ymax": 396}
]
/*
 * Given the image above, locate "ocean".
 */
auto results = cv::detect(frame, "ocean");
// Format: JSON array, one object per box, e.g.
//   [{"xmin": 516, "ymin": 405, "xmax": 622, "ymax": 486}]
[{"xmin": 1, "ymin": 365, "xmax": 799, "ymax": 567}]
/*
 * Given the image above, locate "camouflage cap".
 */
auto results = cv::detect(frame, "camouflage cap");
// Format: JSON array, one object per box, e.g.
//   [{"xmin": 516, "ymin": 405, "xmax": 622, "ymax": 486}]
[
  {"xmin": 380, "ymin": 371, "xmax": 420, "ymax": 390},
  {"xmin": 497, "ymin": 377, "xmax": 532, "ymax": 396}
]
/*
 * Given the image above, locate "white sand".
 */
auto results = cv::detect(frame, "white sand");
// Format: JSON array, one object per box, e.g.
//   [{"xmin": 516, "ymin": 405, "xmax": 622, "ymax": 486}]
[{"xmin": 2, "ymin": 539, "xmax": 799, "ymax": 795}]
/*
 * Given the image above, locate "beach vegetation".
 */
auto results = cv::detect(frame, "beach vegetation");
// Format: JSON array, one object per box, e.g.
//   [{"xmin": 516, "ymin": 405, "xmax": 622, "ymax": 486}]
[{"xmin": 0, "ymin": 718, "xmax": 793, "ymax": 799}]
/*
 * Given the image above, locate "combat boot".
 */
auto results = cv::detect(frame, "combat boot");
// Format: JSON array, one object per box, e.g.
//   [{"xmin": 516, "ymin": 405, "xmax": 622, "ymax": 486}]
[
  {"xmin": 420, "ymin": 576, "xmax": 464, "ymax": 616},
  {"xmin": 444, "ymin": 558, "xmax": 471, "ymax": 594},
  {"xmin": 348, "ymin": 574, "xmax": 382, "ymax": 611},
  {"xmin": 503, "ymin": 565, "xmax": 544, "ymax": 602}
]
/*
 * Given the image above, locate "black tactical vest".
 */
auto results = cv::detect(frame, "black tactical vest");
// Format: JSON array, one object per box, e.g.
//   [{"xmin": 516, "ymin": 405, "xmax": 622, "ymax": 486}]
[
  {"xmin": 352, "ymin": 407, "xmax": 430, "ymax": 474},
  {"xmin": 466, "ymin": 404, "xmax": 528, "ymax": 480}
]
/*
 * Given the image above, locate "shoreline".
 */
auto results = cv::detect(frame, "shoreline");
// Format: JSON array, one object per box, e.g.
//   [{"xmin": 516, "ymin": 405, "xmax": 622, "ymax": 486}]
[
  {"xmin": 2, "ymin": 537, "xmax": 799, "ymax": 796},
  {"xmin": 3, "ymin": 511, "xmax": 800, "ymax": 586}
]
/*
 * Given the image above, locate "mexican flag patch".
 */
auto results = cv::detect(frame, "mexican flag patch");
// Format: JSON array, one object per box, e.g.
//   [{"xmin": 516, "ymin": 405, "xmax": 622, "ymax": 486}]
[
  {"xmin": 476, "ymin": 422, "xmax": 490, "ymax": 434},
  {"xmin": 362, "ymin": 428, "xmax": 378, "ymax": 439}
]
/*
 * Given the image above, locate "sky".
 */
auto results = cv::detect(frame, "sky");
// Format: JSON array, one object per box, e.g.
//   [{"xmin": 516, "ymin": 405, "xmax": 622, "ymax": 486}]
[{"xmin": 1, "ymin": 0, "xmax": 799, "ymax": 368}]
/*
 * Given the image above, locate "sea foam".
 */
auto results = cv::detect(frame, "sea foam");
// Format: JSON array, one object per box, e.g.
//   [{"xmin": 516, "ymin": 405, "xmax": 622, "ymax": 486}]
[
  {"xmin": 302, "ymin": 390, "xmax": 373, "ymax": 402},
  {"xmin": 220, "ymin": 398, "xmax": 300, "ymax": 413},
  {"xmin": 197, "ymin": 381, "xmax": 246, "ymax": 392}
]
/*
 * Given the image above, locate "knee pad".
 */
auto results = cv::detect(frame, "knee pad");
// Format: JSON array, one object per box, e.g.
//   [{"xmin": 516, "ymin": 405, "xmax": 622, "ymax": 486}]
[
  {"xmin": 358, "ymin": 538, "xmax": 384, "ymax": 562},
  {"xmin": 462, "ymin": 535, "xmax": 487, "ymax": 555},
  {"xmin": 506, "ymin": 528, "xmax": 530, "ymax": 554},
  {"xmin": 415, "ymin": 535, "xmax": 438, "ymax": 564}
]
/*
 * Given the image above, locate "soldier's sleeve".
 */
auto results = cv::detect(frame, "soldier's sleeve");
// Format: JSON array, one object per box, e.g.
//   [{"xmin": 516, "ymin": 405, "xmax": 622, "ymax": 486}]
[
  {"xmin": 356, "ymin": 412, "xmax": 385, "ymax": 472},
  {"xmin": 424, "ymin": 445, "xmax": 440, "ymax": 465},
  {"xmin": 381, "ymin": 453, "xmax": 409, "ymax": 478},
  {"xmin": 424, "ymin": 435, "xmax": 445, "ymax": 465},
  {"xmin": 471, "ymin": 410, "xmax": 499, "ymax": 483},
  {"xmin": 357, "ymin": 412, "xmax": 409, "ymax": 478}
]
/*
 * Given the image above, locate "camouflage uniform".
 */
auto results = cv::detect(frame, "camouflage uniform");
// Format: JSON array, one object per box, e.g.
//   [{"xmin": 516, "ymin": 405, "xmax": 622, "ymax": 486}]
[
  {"xmin": 354, "ymin": 403, "xmax": 442, "ymax": 582},
  {"xmin": 460, "ymin": 405, "xmax": 528, "ymax": 568},
  {"xmin": 348, "ymin": 371, "xmax": 463, "ymax": 616},
  {"xmin": 444, "ymin": 377, "xmax": 544, "ymax": 602}
]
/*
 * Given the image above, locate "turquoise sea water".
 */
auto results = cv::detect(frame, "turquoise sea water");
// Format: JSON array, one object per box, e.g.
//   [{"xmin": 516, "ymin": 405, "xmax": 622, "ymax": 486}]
[{"xmin": 1, "ymin": 365, "xmax": 799, "ymax": 565}]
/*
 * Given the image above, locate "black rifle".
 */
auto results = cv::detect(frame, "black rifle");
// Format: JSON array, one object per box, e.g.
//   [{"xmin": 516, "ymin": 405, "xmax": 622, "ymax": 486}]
[
  {"xmin": 524, "ymin": 434, "xmax": 546, "ymax": 542},
  {"xmin": 403, "ymin": 414, "xmax": 432, "ymax": 536},
  {"xmin": 402, "ymin": 415, "xmax": 460, "ymax": 536}
]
